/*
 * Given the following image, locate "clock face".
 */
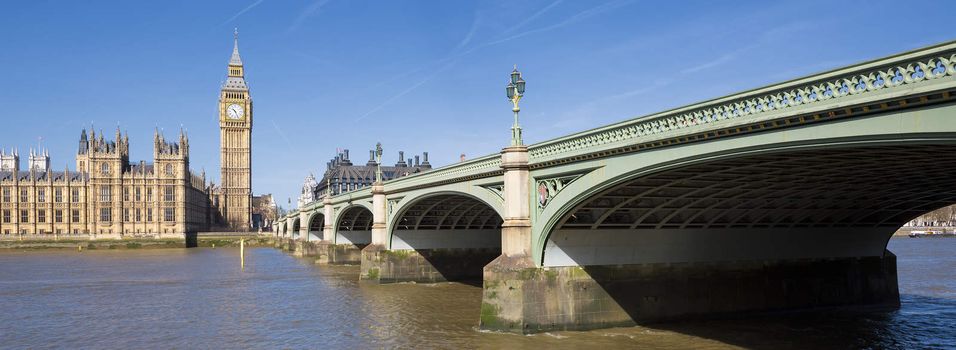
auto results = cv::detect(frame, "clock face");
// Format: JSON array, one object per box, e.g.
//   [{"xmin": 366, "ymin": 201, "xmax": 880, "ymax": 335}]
[{"xmin": 227, "ymin": 104, "xmax": 244, "ymax": 120}]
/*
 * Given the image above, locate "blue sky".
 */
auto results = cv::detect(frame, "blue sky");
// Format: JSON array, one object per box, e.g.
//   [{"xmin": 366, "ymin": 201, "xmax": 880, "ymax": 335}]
[{"xmin": 1, "ymin": 0, "xmax": 953, "ymax": 209}]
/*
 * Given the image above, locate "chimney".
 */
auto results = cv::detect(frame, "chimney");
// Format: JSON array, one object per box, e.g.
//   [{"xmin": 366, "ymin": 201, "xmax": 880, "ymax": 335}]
[
  {"xmin": 341, "ymin": 150, "xmax": 352, "ymax": 166},
  {"xmin": 414, "ymin": 155, "xmax": 420, "ymax": 166},
  {"xmin": 396, "ymin": 151, "xmax": 406, "ymax": 167},
  {"xmin": 422, "ymin": 152, "xmax": 431, "ymax": 168},
  {"xmin": 367, "ymin": 150, "xmax": 376, "ymax": 166},
  {"xmin": 407, "ymin": 158, "xmax": 412, "ymax": 166}
]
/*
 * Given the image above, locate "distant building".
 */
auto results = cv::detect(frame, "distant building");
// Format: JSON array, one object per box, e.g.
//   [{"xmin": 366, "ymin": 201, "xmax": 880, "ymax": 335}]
[
  {"xmin": 0, "ymin": 128, "xmax": 214, "ymax": 237},
  {"xmin": 297, "ymin": 148, "xmax": 432, "ymax": 205},
  {"xmin": 252, "ymin": 193, "xmax": 276, "ymax": 230}
]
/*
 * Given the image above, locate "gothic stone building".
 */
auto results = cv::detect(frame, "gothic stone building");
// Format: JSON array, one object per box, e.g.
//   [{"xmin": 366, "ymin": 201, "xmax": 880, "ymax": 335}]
[
  {"xmin": 0, "ymin": 129, "xmax": 211, "ymax": 237},
  {"xmin": 0, "ymin": 33, "xmax": 255, "ymax": 237}
]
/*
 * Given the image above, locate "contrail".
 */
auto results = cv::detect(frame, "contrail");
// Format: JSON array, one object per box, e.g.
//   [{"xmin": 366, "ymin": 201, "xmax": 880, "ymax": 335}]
[
  {"xmin": 220, "ymin": 0, "xmax": 265, "ymax": 26},
  {"xmin": 270, "ymin": 119, "xmax": 296, "ymax": 153},
  {"xmin": 287, "ymin": 0, "xmax": 331, "ymax": 34}
]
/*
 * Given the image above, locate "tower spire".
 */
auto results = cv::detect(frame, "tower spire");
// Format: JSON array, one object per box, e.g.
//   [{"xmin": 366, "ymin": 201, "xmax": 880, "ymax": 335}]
[{"xmin": 230, "ymin": 28, "xmax": 243, "ymax": 67}]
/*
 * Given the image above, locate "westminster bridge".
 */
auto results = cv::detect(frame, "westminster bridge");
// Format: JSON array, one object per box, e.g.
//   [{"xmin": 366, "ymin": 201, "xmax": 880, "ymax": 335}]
[{"xmin": 273, "ymin": 40, "xmax": 956, "ymax": 333}]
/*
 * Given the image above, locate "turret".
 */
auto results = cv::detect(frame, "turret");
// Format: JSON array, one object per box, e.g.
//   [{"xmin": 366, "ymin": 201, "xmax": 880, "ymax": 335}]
[
  {"xmin": 0, "ymin": 148, "xmax": 18, "ymax": 172},
  {"xmin": 78, "ymin": 129, "xmax": 89, "ymax": 155},
  {"xmin": 28, "ymin": 148, "xmax": 50, "ymax": 173}
]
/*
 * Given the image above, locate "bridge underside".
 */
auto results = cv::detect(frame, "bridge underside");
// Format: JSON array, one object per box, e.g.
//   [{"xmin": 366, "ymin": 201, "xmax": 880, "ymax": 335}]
[
  {"xmin": 336, "ymin": 207, "xmax": 372, "ymax": 246},
  {"xmin": 546, "ymin": 143, "xmax": 956, "ymax": 266},
  {"xmin": 362, "ymin": 194, "xmax": 502, "ymax": 284},
  {"xmin": 483, "ymin": 142, "xmax": 956, "ymax": 333}
]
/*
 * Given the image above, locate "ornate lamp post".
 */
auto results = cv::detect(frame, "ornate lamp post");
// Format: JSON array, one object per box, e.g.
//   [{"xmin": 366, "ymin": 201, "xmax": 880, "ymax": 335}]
[
  {"xmin": 506, "ymin": 65, "xmax": 527, "ymax": 146},
  {"xmin": 374, "ymin": 142, "xmax": 384, "ymax": 183}
]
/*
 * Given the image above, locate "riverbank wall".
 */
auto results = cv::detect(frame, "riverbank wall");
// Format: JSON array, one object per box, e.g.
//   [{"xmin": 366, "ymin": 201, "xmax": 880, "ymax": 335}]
[
  {"xmin": 273, "ymin": 238, "xmax": 363, "ymax": 265},
  {"xmin": 0, "ymin": 234, "xmax": 274, "ymax": 250}
]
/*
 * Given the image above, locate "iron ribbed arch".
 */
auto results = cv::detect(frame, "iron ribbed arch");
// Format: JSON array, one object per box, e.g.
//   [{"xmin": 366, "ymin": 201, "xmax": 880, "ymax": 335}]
[
  {"xmin": 337, "ymin": 206, "xmax": 373, "ymax": 231},
  {"xmin": 308, "ymin": 213, "xmax": 324, "ymax": 232},
  {"xmin": 394, "ymin": 194, "xmax": 503, "ymax": 231},
  {"xmin": 556, "ymin": 144, "xmax": 956, "ymax": 231}
]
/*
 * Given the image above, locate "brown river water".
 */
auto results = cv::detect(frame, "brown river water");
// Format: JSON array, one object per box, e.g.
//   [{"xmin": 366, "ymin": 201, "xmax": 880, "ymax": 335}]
[{"xmin": 0, "ymin": 237, "xmax": 953, "ymax": 349}]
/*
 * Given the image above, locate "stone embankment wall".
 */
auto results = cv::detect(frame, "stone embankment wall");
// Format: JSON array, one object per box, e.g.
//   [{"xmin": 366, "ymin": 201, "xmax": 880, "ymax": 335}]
[
  {"xmin": 0, "ymin": 235, "xmax": 273, "ymax": 250},
  {"xmin": 274, "ymin": 238, "xmax": 365, "ymax": 265}
]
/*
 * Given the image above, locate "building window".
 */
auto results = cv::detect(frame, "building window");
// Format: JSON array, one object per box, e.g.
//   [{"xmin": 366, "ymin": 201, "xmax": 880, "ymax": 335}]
[
  {"xmin": 37, "ymin": 210, "xmax": 46, "ymax": 223},
  {"xmin": 54, "ymin": 210, "xmax": 63, "ymax": 223},
  {"xmin": 146, "ymin": 188, "xmax": 153, "ymax": 202},
  {"xmin": 164, "ymin": 208, "xmax": 174, "ymax": 222},
  {"xmin": 20, "ymin": 189, "xmax": 28, "ymax": 202},
  {"xmin": 135, "ymin": 188, "xmax": 141, "ymax": 202},
  {"xmin": 135, "ymin": 209, "xmax": 142, "ymax": 222},
  {"xmin": 37, "ymin": 189, "xmax": 45, "ymax": 203},
  {"xmin": 71, "ymin": 188, "xmax": 80, "ymax": 203},
  {"xmin": 165, "ymin": 164, "xmax": 174, "ymax": 175},
  {"xmin": 100, "ymin": 187, "xmax": 111, "ymax": 202},
  {"xmin": 72, "ymin": 210, "xmax": 80, "ymax": 223},
  {"xmin": 100, "ymin": 208, "xmax": 111, "ymax": 222},
  {"xmin": 101, "ymin": 163, "xmax": 109, "ymax": 175},
  {"xmin": 2, "ymin": 188, "xmax": 9, "ymax": 202},
  {"xmin": 2, "ymin": 210, "xmax": 9, "ymax": 223},
  {"xmin": 20, "ymin": 210, "xmax": 28, "ymax": 223},
  {"xmin": 54, "ymin": 188, "xmax": 63, "ymax": 202},
  {"xmin": 124, "ymin": 209, "xmax": 130, "ymax": 222},
  {"xmin": 147, "ymin": 208, "xmax": 153, "ymax": 222},
  {"xmin": 164, "ymin": 186, "xmax": 174, "ymax": 202},
  {"xmin": 124, "ymin": 188, "xmax": 130, "ymax": 202}
]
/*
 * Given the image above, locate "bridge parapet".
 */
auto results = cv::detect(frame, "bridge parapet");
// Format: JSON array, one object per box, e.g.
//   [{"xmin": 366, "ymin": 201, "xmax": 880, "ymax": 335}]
[{"xmin": 527, "ymin": 41, "xmax": 956, "ymax": 165}]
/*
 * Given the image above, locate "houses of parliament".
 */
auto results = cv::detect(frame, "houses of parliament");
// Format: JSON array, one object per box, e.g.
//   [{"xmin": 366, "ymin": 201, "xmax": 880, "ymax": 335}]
[{"xmin": 0, "ymin": 33, "xmax": 257, "ymax": 237}]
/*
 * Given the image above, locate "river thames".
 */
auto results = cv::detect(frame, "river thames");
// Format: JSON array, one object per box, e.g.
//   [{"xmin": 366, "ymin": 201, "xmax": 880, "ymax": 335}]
[{"xmin": 0, "ymin": 238, "xmax": 952, "ymax": 349}]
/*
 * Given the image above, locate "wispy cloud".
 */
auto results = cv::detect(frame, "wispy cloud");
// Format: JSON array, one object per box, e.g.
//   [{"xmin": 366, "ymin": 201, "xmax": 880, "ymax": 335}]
[
  {"xmin": 678, "ymin": 20, "xmax": 821, "ymax": 75},
  {"xmin": 502, "ymin": 0, "xmax": 563, "ymax": 35},
  {"xmin": 483, "ymin": 0, "xmax": 633, "ymax": 47},
  {"xmin": 354, "ymin": 60, "xmax": 457, "ymax": 123},
  {"xmin": 551, "ymin": 78, "xmax": 672, "ymax": 130},
  {"xmin": 287, "ymin": 0, "xmax": 331, "ymax": 34},
  {"xmin": 455, "ymin": 14, "xmax": 482, "ymax": 50},
  {"xmin": 220, "ymin": 0, "xmax": 265, "ymax": 26},
  {"xmin": 356, "ymin": 1, "xmax": 631, "ymax": 122},
  {"xmin": 270, "ymin": 119, "xmax": 296, "ymax": 153},
  {"xmin": 681, "ymin": 52, "xmax": 738, "ymax": 74}
]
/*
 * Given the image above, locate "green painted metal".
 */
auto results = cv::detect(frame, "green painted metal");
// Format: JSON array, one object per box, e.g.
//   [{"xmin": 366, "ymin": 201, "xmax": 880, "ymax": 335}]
[
  {"xmin": 383, "ymin": 183, "xmax": 505, "ymax": 249},
  {"xmin": 275, "ymin": 39, "xmax": 956, "ymax": 266}
]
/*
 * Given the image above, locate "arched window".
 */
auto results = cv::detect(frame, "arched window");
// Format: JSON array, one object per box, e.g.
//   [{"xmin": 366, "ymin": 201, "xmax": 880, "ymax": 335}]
[
  {"xmin": 165, "ymin": 164, "xmax": 174, "ymax": 175},
  {"xmin": 100, "ymin": 163, "xmax": 109, "ymax": 175}
]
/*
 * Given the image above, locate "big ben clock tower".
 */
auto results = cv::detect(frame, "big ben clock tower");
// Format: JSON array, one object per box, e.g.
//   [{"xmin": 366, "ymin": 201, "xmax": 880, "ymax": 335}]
[{"xmin": 219, "ymin": 29, "xmax": 252, "ymax": 230}]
